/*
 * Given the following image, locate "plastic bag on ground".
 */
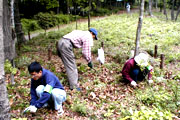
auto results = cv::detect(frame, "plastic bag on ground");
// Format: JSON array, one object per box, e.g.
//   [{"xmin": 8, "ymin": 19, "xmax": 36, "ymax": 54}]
[{"xmin": 97, "ymin": 47, "xmax": 105, "ymax": 64}]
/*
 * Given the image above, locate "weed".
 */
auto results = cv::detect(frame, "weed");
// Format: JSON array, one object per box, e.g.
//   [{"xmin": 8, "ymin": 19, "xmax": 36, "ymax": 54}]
[
  {"xmin": 15, "ymin": 56, "xmax": 32, "ymax": 69},
  {"xmin": 72, "ymin": 100, "xmax": 89, "ymax": 116}
]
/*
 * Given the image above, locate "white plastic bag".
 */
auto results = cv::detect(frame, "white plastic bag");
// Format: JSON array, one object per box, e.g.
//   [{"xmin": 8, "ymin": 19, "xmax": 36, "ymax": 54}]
[{"xmin": 97, "ymin": 47, "xmax": 105, "ymax": 64}]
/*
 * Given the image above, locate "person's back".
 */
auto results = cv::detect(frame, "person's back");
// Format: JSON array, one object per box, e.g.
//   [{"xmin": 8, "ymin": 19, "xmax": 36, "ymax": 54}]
[{"xmin": 63, "ymin": 30, "xmax": 93, "ymax": 48}]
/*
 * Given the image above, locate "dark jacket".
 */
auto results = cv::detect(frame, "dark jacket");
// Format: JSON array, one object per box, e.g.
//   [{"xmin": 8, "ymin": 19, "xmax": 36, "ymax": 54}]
[{"xmin": 30, "ymin": 68, "xmax": 64, "ymax": 108}]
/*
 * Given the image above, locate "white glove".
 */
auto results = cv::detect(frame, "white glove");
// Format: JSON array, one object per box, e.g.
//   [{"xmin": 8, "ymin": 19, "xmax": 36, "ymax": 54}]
[
  {"xmin": 130, "ymin": 81, "xmax": 137, "ymax": 87},
  {"xmin": 148, "ymin": 80, "xmax": 153, "ymax": 84},
  {"xmin": 97, "ymin": 47, "xmax": 105, "ymax": 64},
  {"xmin": 24, "ymin": 105, "xmax": 37, "ymax": 113}
]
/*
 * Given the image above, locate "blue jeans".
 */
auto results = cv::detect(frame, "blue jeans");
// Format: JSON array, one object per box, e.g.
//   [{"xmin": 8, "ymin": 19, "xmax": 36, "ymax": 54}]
[
  {"xmin": 131, "ymin": 68, "xmax": 144, "ymax": 82},
  {"xmin": 36, "ymin": 85, "xmax": 66, "ymax": 110}
]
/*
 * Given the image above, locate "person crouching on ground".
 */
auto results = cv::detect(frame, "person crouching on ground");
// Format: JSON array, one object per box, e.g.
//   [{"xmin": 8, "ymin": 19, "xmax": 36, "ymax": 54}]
[
  {"xmin": 24, "ymin": 61, "xmax": 66, "ymax": 116},
  {"xmin": 56, "ymin": 28, "xmax": 98, "ymax": 91},
  {"xmin": 121, "ymin": 53, "xmax": 153, "ymax": 87}
]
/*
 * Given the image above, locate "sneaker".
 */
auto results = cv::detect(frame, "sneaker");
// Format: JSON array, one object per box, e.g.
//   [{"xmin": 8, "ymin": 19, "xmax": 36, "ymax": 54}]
[{"xmin": 57, "ymin": 107, "xmax": 64, "ymax": 116}]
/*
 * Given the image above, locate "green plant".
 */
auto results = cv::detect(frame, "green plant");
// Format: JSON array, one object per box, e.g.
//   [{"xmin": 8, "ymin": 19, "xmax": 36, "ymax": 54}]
[
  {"xmin": 21, "ymin": 18, "xmax": 40, "ymax": 37},
  {"xmin": 34, "ymin": 12, "xmax": 55, "ymax": 32},
  {"xmin": 72, "ymin": 100, "xmax": 89, "ymax": 116},
  {"xmin": 136, "ymin": 87, "xmax": 172, "ymax": 109},
  {"xmin": 15, "ymin": 56, "xmax": 32, "ymax": 68},
  {"xmin": 121, "ymin": 106, "xmax": 173, "ymax": 120},
  {"xmin": 4, "ymin": 60, "xmax": 17, "ymax": 75}
]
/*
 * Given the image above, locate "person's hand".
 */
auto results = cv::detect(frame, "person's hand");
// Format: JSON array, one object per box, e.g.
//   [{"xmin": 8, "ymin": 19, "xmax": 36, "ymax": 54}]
[
  {"xmin": 88, "ymin": 61, "xmax": 93, "ymax": 69},
  {"xmin": 24, "ymin": 105, "xmax": 37, "ymax": 113},
  {"xmin": 148, "ymin": 80, "xmax": 153, "ymax": 84},
  {"xmin": 130, "ymin": 81, "xmax": 137, "ymax": 87}
]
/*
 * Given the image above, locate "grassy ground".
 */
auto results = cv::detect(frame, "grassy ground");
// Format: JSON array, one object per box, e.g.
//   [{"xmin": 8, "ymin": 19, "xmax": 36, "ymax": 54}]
[{"xmin": 7, "ymin": 11, "xmax": 180, "ymax": 120}]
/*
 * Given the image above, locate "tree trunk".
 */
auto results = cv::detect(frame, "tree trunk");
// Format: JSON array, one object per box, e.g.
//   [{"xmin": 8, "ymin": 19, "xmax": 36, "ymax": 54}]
[
  {"xmin": 4, "ymin": 0, "xmax": 16, "ymax": 61},
  {"xmin": 88, "ymin": 0, "xmax": 91, "ymax": 29},
  {"xmin": 163, "ymin": 0, "xmax": 168, "ymax": 20},
  {"xmin": 155, "ymin": 0, "xmax": 158, "ymax": 9},
  {"xmin": 14, "ymin": 0, "xmax": 26, "ymax": 50},
  {"xmin": 175, "ymin": 4, "xmax": 180, "ymax": 21},
  {"xmin": 0, "ymin": 0, "xmax": 11, "ymax": 119},
  {"xmin": 67, "ymin": 0, "xmax": 70, "ymax": 14},
  {"xmin": 4, "ymin": 0, "xmax": 16, "ymax": 84},
  {"xmin": 171, "ymin": 0, "xmax": 175, "ymax": 20},
  {"xmin": 11, "ymin": 0, "xmax": 15, "ymax": 27},
  {"xmin": 149, "ymin": 0, "xmax": 153, "ymax": 16},
  {"xmin": 134, "ymin": 0, "xmax": 144, "ymax": 56}
]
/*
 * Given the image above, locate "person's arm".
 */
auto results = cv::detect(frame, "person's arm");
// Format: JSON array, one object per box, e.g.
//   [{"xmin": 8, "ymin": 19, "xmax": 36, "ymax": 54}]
[
  {"xmin": 122, "ymin": 62, "xmax": 134, "ymax": 82},
  {"xmin": 34, "ymin": 75, "xmax": 56, "ymax": 108},
  {"xmin": 30, "ymin": 80, "xmax": 38, "ymax": 105},
  {"xmin": 82, "ymin": 38, "xmax": 92, "ymax": 63}
]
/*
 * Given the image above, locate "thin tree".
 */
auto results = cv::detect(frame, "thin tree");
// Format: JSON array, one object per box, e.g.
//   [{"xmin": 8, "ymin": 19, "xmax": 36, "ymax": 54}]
[
  {"xmin": 14, "ymin": 0, "xmax": 26, "ymax": 50},
  {"xmin": 88, "ymin": 0, "xmax": 91, "ymax": 29},
  {"xmin": 149, "ymin": 0, "xmax": 153, "ymax": 16},
  {"xmin": 171, "ymin": 0, "xmax": 175, "ymax": 20},
  {"xmin": 155, "ymin": 0, "xmax": 158, "ymax": 10},
  {"xmin": 0, "ymin": 0, "xmax": 11, "ymax": 119},
  {"xmin": 175, "ymin": 4, "xmax": 180, "ymax": 21},
  {"xmin": 134, "ymin": 0, "xmax": 144, "ymax": 56},
  {"xmin": 163, "ymin": 0, "xmax": 168, "ymax": 20}
]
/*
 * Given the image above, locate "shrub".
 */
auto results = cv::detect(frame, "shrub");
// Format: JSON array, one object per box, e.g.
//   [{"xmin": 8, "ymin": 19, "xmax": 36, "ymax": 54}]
[
  {"xmin": 4, "ymin": 60, "xmax": 17, "ymax": 75},
  {"xmin": 73, "ymin": 102, "xmax": 88, "ymax": 116},
  {"xmin": 92, "ymin": 8, "xmax": 112, "ymax": 16},
  {"xmin": 21, "ymin": 18, "xmax": 40, "ymax": 34},
  {"xmin": 15, "ymin": 56, "xmax": 32, "ymax": 69},
  {"xmin": 34, "ymin": 12, "xmax": 55, "ymax": 31}
]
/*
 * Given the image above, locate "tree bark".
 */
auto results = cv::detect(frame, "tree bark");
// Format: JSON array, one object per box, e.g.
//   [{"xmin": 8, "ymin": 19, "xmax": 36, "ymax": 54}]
[
  {"xmin": 149, "ymin": 0, "xmax": 153, "ymax": 16},
  {"xmin": 4, "ymin": 0, "xmax": 16, "ymax": 84},
  {"xmin": 175, "ymin": 4, "xmax": 180, "ymax": 21},
  {"xmin": 0, "ymin": 0, "xmax": 11, "ymax": 119},
  {"xmin": 155, "ymin": 0, "xmax": 158, "ymax": 10},
  {"xmin": 88, "ymin": 0, "xmax": 91, "ymax": 29},
  {"xmin": 11, "ymin": 0, "xmax": 15, "ymax": 27},
  {"xmin": 134, "ymin": 0, "xmax": 144, "ymax": 56},
  {"xmin": 4, "ymin": 0, "xmax": 15, "ymax": 61},
  {"xmin": 14, "ymin": 0, "xmax": 26, "ymax": 50},
  {"xmin": 171, "ymin": 0, "xmax": 175, "ymax": 20},
  {"xmin": 163, "ymin": 0, "xmax": 168, "ymax": 20},
  {"xmin": 67, "ymin": 0, "xmax": 70, "ymax": 14}
]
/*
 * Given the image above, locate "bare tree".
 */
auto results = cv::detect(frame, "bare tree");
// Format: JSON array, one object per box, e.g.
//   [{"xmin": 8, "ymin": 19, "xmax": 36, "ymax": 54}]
[
  {"xmin": 0, "ymin": 0, "xmax": 11, "ymax": 119},
  {"xmin": 134, "ymin": 0, "xmax": 144, "ymax": 56}
]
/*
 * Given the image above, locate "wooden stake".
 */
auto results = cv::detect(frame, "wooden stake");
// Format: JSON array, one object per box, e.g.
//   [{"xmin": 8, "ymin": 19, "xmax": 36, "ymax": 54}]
[
  {"xmin": 154, "ymin": 45, "xmax": 158, "ymax": 58},
  {"xmin": 160, "ymin": 54, "xmax": 165, "ymax": 69},
  {"xmin": 101, "ymin": 41, "xmax": 104, "ymax": 49},
  {"xmin": 48, "ymin": 46, "xmax": 52, "ymax": 61}
]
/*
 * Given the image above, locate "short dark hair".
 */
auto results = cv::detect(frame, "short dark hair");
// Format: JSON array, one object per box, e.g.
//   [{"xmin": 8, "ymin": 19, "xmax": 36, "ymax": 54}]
[{"xmin": 28, "ymin": 61, "xmax": 42, "ymax": 73}]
